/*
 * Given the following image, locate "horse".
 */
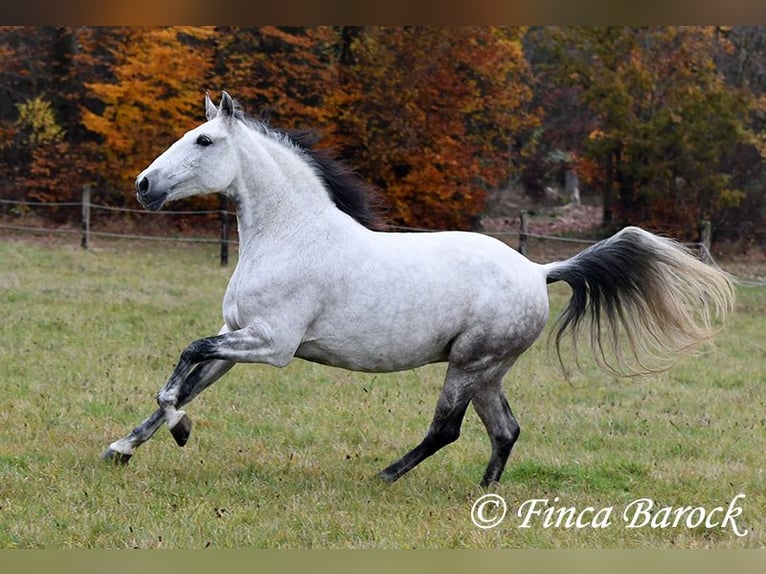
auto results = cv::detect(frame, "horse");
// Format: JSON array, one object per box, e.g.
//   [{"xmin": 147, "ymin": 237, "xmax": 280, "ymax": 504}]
[{"xmin": 102, "ymin": 91, "xmax": 735, "ymax": 486}]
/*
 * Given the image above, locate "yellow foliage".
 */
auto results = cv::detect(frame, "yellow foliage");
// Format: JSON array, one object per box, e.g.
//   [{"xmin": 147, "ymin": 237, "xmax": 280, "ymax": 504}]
[{"xmin": 15, "ymin": 96, "xmax": 65, "ymax": 148}]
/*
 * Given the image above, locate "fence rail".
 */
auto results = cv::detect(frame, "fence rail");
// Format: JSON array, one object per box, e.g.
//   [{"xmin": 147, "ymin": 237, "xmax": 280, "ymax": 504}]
[
  {"xmin": 0, "ymin": 190, "xmax": 722, "ymax": 263},
  {"xmin": 2, "ymin": 189, "xmax": 764, "ymax": 286},
  {"xmin": 1, "ymin": 188, "xmax": 237, "ymax": 266}
]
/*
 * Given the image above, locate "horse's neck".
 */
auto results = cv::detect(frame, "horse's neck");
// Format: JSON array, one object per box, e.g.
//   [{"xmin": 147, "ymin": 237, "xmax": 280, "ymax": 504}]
[{"xmin": 227, "ymin": 132, "xmax": 337, "ymax": 248}]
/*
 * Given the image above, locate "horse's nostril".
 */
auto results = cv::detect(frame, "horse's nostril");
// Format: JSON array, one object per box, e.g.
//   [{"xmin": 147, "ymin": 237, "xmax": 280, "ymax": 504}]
[{"xmin": 137, "ymin": 176, "xmax": 149, "ymax": 193}]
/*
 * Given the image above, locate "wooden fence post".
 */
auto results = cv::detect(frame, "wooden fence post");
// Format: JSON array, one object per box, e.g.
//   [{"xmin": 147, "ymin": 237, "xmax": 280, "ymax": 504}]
[
  {"xmin": 220, "ymin": 194, "xmax": 230, "ymax": 267},
  {"xmin": 518, "ymin": 210, "xmax": 528, "ymax": 256},
  {"xmin": 699, "ymin": 220, "xmax": 712, "ymax": 264},
  {"xmin": 81, "ymin": 185, "xmax": 91, "ymax": 250}
]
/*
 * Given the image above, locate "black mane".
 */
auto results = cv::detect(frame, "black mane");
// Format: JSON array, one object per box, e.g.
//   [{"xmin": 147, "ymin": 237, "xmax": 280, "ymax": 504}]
[
  {"xmin": 234, "ymin": 107, "xmax": 387, "ymax": 231},
  {"xmin": 281, "ymin": 129, "xmax": 388, "ymax": 231}
]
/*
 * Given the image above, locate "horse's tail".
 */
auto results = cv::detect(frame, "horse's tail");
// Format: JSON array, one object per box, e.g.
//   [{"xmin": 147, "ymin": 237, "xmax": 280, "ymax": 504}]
[{"xmin": 542, "ymin": 226, "xmax": 735, "ymax": 376}]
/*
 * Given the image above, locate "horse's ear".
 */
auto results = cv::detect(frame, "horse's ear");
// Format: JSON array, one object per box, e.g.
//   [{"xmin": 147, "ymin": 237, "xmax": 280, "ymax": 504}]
[
  {"xmin": 220, "ymin": 91, "xmax": 235, "ymax": 119},
  {"xmin": 204, "ymin": 91, "xmax": 218, "ymax": 120}
]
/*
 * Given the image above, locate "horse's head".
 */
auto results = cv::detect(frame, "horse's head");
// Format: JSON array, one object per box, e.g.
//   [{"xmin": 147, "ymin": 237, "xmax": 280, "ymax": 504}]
[{"xmin": 135, "ymin": 91, "xmax": 240, "ymax": 211}]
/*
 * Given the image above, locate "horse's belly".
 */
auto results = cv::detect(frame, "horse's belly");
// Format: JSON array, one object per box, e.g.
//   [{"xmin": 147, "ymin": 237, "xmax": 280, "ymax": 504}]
[{"xmin": 294, "ymin": 328, "xmax": 452, "ymax": 372}]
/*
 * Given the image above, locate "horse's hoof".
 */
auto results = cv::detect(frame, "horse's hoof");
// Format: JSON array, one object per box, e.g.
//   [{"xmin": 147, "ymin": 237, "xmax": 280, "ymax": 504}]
[
  {"xmin": 169, "ymin": 412, "xmax": 193, "ymax": 447},
  {"xmin": 377, "ymin": 469, "xmax": 398, "ymax": 483},
  {"xmin": 102, "ymin": 447, "xmax": 132, "ymax": 465}
]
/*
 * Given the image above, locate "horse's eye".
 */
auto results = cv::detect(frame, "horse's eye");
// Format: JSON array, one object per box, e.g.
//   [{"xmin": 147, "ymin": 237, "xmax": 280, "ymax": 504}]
[{"xmin": 196, "ymin": 135, "xmax": 213, "ymax": 147}]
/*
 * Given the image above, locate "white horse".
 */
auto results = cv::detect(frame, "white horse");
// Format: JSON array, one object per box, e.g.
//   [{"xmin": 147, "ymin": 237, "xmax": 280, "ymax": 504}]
[{"xmin": 103, "ymin": 92, "xmax": 735, "ymax": 486}]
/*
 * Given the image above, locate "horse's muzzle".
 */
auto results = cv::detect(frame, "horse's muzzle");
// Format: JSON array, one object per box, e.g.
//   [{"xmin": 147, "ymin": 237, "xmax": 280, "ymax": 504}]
[{"xmin": 135, "ymin": 175, "xmax": 168, "ymax": 211}]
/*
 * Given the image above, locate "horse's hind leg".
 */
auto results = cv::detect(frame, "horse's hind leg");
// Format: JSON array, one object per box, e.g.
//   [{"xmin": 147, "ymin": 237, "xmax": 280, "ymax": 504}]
[
  {"xmin": 102, "ymin": 358, "xmax": 234, "ymax": 463},
  {"xmin": 378, "ymin": 364, "xmax": 476, "ymax": 483},
  {"xmin": 471, "ymin": 380, "xmax": 520, "ymax": 487}
]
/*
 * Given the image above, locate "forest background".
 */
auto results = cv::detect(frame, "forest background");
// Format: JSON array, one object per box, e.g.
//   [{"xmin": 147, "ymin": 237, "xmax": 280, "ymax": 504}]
[{"xmin": 1, "ymin": 26, "xmax": 765, "ymax": 242}]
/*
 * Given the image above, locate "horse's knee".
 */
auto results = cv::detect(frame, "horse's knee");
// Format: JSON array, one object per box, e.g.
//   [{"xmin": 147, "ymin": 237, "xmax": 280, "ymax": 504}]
[
  {"xmin": 481, "ymin": 425, "xmax": 519, "ymax": 487},
  {"xmin": 444, "ymin": 425, "xmax": 461, "ymax": 446},
  {"xmin": 156, "ymin": 387, "xmax": 176, "ymax": 409},
  {"xmin": 423, "ymin": 411, "xmax": 462, "ymax": 450}
]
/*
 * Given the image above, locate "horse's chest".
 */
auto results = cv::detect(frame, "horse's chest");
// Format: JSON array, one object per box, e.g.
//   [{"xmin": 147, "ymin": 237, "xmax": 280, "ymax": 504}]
[
  {"xmin": 221, "ymin": 283, "xmax": 241, "ymax": 330},
  {"xmin": 221, "ymin": 262, "xmax": 313, "ymax": 331},
  {"xmin": 222, "ymin": 266, "xmax": 258, "ymax": 330}
]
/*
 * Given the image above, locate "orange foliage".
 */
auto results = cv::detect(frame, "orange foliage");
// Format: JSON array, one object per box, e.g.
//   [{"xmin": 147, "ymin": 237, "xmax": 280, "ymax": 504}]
[
  {"xmin": 80, "ymin": 27, "xmax": 215, "ymax": 203},
  {"xmin": 215, "ymin": 26, "xmax": 337, "ymax": 129},
  {"xmin": 1, "ymin": 26, "xmax": 763, "ymax": 239},
  {"xmin": 331, "ymin": 27, "xmax": 538, "ymax": 229}
]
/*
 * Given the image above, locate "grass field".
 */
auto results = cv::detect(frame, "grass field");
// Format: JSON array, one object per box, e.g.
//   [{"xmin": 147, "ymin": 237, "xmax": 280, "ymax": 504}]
[{"xmin": 0, "ymin": 237, "xmax": 764, "ymax": 548}]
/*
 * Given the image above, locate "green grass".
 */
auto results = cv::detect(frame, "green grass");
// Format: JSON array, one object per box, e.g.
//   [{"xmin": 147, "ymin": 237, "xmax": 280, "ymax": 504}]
[{"xmin": 0, "ymin": 238, "xmax": 764, "ymax": 548}]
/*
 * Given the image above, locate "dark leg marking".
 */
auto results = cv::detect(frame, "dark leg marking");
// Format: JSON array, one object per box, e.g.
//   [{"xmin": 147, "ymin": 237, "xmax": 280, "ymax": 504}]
[
  {"xmin": 102, "ymin": 358, "xmax": 234, "ymax": 462},
  {"xmin": 379, "ymin": 364, "xmax": 476, "ymax": 483},
  {"xmin": 155, "ymin": 338, "xmax": 230, "ymax": 444},
  {"xmin": 472, "ymin": 386, "xmax": 520, "ymax": 487}
]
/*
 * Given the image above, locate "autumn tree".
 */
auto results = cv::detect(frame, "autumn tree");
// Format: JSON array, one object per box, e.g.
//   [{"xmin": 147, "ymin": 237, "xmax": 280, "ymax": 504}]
[
  {"xmin": 19, "ymin": 28, "xmax": 125, "ymax": 206},
  {"xmin": 531, "ymin": 27, "xmax": 757, "ymax": 237},
  {"xmin": 0, "ymin": 28, "xmax": 67, "ymax": 198},
  {"xmin": 3, "ymin": 26, "xmax": 763, "ymax": 241},
  {"xmin": 330, "ymin": 26, "xmax": 538, "ymax": 229},
  {"xmin": 81, "ymin": 27, "xmax": 215, "ymax": 205},
  {"xmin": 520, "ymin": 27, "xmax": 599, "ymax": 201},
  {"xmin": 213, "ymin": 26, "xmax": 338, "ymax": 130},
  {"xmin": 713, "ymin": 26, "xmax": 766, "ymax": 241}
]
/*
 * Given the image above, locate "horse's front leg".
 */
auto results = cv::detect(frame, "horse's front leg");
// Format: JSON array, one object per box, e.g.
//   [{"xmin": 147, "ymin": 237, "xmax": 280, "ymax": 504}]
[
  {"xmin": 103, "ymin": 325, "xmax": 235, "ymax": 463},
  {"xmin": 156, "ymin": 348, "xmax": 200, "ymax": 446},
  {"xmin": 102, "ymin": 358, "xmax": 234, "ymax": 463},
  {"xmin": 102, "ymin": 408, "xmax": 165, "ymax": 464},
  {"xmin": 157, "ymin": 324, "xmax": 294, "ymax": 446},
  {"xmin": 104, "ymin": 323, "xmax": 294, "ymax": 463}
]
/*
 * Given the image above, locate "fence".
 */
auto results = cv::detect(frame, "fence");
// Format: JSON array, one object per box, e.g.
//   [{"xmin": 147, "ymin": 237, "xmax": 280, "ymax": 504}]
[
  {"xmin": 1, "ymin": 187, "xmax": 236, "ymax": 266},
  {"xmin": 2, "ymin": 188, "xmax": 764, "ymax": 287},
  {"xmin": 516, "ymin": 209, "xmax": 716, "ymax": 260}
]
